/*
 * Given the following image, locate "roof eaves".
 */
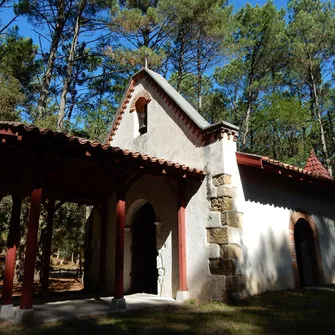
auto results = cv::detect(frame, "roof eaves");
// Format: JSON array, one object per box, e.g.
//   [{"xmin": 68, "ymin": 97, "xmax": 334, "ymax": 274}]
[
  {"xmin": 0, "ymin": 121, "xmax": 205, "ymax": 178},
  {"xmin": 237, "ymin": 151, "xmax": 335, "ymax": 184},
  {"xmin": 236, "ymin": 152, "xmax": 263, "ymax": 168},
  {"xmin": 202, "ymin": 121, "xmax": 239, "ymax": 134},
  {"xmin": 105, "ymin": 76, "xmax": 135, "ymax": 144}
]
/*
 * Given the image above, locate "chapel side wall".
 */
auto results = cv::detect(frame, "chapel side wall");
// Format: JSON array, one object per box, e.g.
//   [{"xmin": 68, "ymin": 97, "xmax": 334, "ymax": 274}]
[
  {"xmin": 111, "ymin": 79, "xmax": 206, "ymax": 169},
  {"xmin": 239, "ymin": 165, "xmax": 335, "ymax": 295},
  {"xmin": 84, "ymin": 194, "xmax": 117, "ymax": 294}
]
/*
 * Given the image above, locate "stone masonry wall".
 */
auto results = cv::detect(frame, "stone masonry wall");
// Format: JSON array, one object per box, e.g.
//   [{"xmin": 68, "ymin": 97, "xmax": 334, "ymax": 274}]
[{"xmin": 206, "ymin": 173, "xmax": 246, "ymax": 299}]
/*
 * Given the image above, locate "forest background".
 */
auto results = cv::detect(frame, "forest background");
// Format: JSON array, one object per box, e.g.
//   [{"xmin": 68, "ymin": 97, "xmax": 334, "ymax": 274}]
[{"xmin": 1, "ymin": 0, "xmax": 335, "ymax": 277}]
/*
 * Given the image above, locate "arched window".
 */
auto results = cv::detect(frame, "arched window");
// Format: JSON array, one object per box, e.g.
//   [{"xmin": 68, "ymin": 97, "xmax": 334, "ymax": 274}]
[
  {"xmin": 288, "ymin": 211, "xmax": 324, "ymax": 287},
  {"xmin": 135, "ymin": 97, "xmax": 148, "ymax": 135},
  {"xmin": 130, "ymin": 90, "xmax": 152, "ymax": 136}
]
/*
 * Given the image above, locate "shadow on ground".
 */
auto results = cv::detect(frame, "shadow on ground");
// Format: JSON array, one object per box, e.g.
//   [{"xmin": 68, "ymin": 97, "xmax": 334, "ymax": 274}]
[{"xmin": 1, "ymin": 288, "xmax": 335, "ymax": 335}]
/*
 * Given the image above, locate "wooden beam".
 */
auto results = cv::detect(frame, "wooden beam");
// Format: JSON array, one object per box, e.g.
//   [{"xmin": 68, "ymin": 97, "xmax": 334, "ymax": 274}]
[
  {"xmin": 20, "ymin": 188, "xmax": 42, "ymax": 310},
  {"xmin": 0, "ymin": 193, "xmax": 22, "ymax": 305},
  {"xmin": 114, "ymin": 179, "xmax": 126, "ymax": 299},
  {"xmin": 99, "ymin": 200, "xmax": 108, "ymax": 288},
  {"xmin": 178, "ymin": 180, "xmax": 188, "ymax": 292}
]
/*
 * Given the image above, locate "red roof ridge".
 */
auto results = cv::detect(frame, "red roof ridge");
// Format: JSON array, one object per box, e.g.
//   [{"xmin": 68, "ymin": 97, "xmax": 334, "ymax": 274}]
[{"xmin": 305, "ymin": 148, "xmax": 332, "ymax": 180}]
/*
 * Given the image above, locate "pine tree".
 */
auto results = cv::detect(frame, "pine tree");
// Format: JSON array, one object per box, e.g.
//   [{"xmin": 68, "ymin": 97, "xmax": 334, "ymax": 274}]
[{"xmin": 288, "ymin": 0, "xmax": 335, "ymax": 175}]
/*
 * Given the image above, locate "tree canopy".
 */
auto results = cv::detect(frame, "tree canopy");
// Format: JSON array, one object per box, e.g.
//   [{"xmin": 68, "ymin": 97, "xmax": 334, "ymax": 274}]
[
  {"xmin": 1, "ymin": 0, "xmax": 334, "ymax": 173},
  {"xmin": 2, "ymin": 0, "xmax": 335, "ymax": 281}
]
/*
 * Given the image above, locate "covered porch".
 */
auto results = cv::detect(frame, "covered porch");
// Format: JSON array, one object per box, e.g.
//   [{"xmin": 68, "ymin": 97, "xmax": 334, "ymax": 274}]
[{"xmin": 0, "ymin": 122, "xmax": 204, "ymax": 322}]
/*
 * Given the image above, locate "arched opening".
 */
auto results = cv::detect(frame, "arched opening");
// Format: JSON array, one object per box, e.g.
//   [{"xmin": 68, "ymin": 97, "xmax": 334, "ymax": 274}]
[
  {"xmin": 131, "ymin": 202, "xmax": 158, "ymax": 294},
  {"xmin": 294, "ymin": 218, "xmax": 319, "ymax": 286},
  {"xmin": 135, "ymin": 97, "xmax": 148, "ymax": 135}
]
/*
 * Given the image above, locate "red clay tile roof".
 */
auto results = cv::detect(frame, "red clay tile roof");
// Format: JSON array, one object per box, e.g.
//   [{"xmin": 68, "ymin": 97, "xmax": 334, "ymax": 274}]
[
  {"xmin": 304, "ymin": 149, "xmax": 332, "ymax": 180},
  {"xmin": 236, "ymin": 152, "xmax": 334, "ymax": 183},
  {"xmin": 0, "ymin": 121, "xmax": 205, "ymax": 177}
]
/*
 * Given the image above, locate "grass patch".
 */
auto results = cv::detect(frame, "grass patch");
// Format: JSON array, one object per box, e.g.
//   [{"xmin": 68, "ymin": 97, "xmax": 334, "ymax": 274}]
[{"xmin": 1, "ymin": 288, "xmax": 335, "ymax": 334}]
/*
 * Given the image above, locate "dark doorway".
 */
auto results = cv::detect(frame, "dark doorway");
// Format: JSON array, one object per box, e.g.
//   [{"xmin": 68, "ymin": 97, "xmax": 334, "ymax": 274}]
[
  {"xmin": 131, "ymin": 202, "xmax": 158, "ymax": 294},
  {"xmin": 294, "ymin": 219, "xmax": 319, "ymax": 286}
]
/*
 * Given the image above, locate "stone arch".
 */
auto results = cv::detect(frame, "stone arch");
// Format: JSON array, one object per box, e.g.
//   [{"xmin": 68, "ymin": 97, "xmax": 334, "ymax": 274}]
[
  {"xmin": 288, "ymin": 211, "xmax": 324, "ymax": 287},
  {"xmin": 125, "ymin": 196, "xmax": 161, "ymax": 228},
  {"xmin": 129, "ymin": 90, "xmax": 152, "ymax": 113},
  {"xmin": 123, "ymin": 175, "xmax": 179, "ymax": 297}
]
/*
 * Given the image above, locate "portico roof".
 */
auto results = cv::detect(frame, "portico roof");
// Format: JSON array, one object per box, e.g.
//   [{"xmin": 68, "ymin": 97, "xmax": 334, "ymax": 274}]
[{"xmin": 0, "ymin": 122, "xmax": 205, "ymax": 204}]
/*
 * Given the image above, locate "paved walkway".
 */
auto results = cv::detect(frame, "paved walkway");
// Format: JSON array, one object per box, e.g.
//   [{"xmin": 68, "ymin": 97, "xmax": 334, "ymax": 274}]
[
  {"xmin": 305, "ymin": 286, "xmax": 335, "ymax": 292},
  {"xmin": 13, "ymin": 293, "xmax": 180, "ymax": 324}
]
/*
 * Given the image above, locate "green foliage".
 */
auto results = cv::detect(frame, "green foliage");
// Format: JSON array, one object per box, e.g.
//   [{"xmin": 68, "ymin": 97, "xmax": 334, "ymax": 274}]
[
  {"xmin": 0, "ymin": 74, "xmax": 24, "ymax": 121},
  {"xmin": 169, "ymin": 72, "xmax": 212, "ymax": 108},
  {"xmin": 253, "ymin": 93, "xmax": 311, "ymax": 164},
  {"xmin": 52, "ymin": 203, "xmax": 87, "ymax": 260},
  {"xmin": 110, "ymin": 0, "xmax": 168, "ymax": 68},
  {"xmin": 286, "ymin": 0, "xmax": 335, "ymax": 171},
  {"xmin": 0, "ymin": 31, "xmax": 39, "ymax": 120},
  {"xmin": 0, "ymin": 196, "xmax": 12, "ymax": 250},
  {"xmin": 230, "ymin": 1, "xmax": 288, "ymax": 147}
]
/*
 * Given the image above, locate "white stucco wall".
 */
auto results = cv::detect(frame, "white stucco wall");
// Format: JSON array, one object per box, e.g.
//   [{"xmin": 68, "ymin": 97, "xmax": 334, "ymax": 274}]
[
  {"xmin": 112, "ymin": 79, "xmax": 207, "ymax": 169},
  {"xmin": 238, "ymin": 165, "xmax": 335, "ymax": 295},
  {"xmin": 86, "ymin": 208, "xmax": 101, "ymax": 288}
]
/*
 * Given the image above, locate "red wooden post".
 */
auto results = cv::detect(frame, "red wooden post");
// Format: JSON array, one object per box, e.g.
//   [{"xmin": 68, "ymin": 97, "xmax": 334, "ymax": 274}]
[
  {"xmin": 1, "ymin": 194, "xmax": 22, "ymax": 305},
  {"xmin": 41, "ymin": 199, "xmax": 55, "ymax": 291},
  {"xmin": 114, "ymin": 185, "xmax": 125, "ymax": 300},
  {"xmin": 99, "ymin": 200, "xmax": 108, "ymax": 287},
  {"xmin": 20, "ymin": 188, "xmax": 42, "ymax": 310},
  {"xmin": 177, "ymin": 180, "xmax": 188, "ymax": 298}
]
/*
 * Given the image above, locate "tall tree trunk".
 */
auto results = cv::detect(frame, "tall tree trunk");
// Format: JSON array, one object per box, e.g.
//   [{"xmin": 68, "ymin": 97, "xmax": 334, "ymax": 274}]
[
  {"xmin": 242, "ymin": 90, "xmax": 253, "ymax": 148},
  {"xmin": 309, "ymin": 86, "xmax": 315, "ymax": 119},
  {"xmin": 327, "ymin": 111, "xmax": 335, "ymax": 148},
  {"xmin": 36, "ymin": 1, "xmax": 66, "ymax": 120},
  {"xmin": 176, "ymin": 25, "xmax": 186, "ymax": 92},
  {"xmin": 196, "ymin": 37, "xmax": 202, "ymax": 112},
  {"xmin": 66, "ymin": 66, "xmax": 80, "ymax": 122},
  {"xmin": 58, "ymin": 0, "xmax": 86, "ymax": 131},
  {"xmin": 311, "ymin": 75, "xmax": 332, "ymax": 176},
  {"xmin": 272, "ymin": 126, "xmax": 277, "ymax": 159}
]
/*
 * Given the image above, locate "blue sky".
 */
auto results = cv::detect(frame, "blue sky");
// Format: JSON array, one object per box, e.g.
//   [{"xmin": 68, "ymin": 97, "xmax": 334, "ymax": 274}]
[
  {"xmin": 232, "ymin": 0, "xmax": 287, "ymax": 10},
  {"xmin": 0, "ymin": 1, "xmax": 289, "ymax": 46}
]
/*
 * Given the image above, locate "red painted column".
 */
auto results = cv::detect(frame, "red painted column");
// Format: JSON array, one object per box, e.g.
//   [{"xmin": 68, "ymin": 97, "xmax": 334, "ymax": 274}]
[
  {"xmin": 99, "ymin": 200, "xmax": 108, "ymax": 287},
  {"xmin": 41, "ymin": 199, "xmax": 55, "ymax": 291},
  {"xmin": 178, "ymin": 180, "xmax": 188, "ymax": 292},
  {"xmin": 114, "ymin": 184, "xmax": 125, "ymax": 299},
  {"xmin": 20, "ymin": 188, "xmax": 42, "ymax": 310},
  {"xmin": 1, "ymin": 194, "xmax": 22, "ymax": 305}
]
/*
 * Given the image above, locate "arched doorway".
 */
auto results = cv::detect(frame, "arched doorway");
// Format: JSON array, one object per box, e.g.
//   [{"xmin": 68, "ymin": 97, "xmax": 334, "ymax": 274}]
[
  {"xmin": 294, "ymin": 218, "xmax": 318, "ymax": 286},
  {"xmin": 131, "ymin": 202, "xmax": 158, "ymax": 294}
]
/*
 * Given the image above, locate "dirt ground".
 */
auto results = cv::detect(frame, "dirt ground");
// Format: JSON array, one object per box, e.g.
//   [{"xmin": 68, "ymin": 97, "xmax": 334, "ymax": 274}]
[{"xmin": 0, "ymin": 277, "xmax": 84, "ymax": 296}]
